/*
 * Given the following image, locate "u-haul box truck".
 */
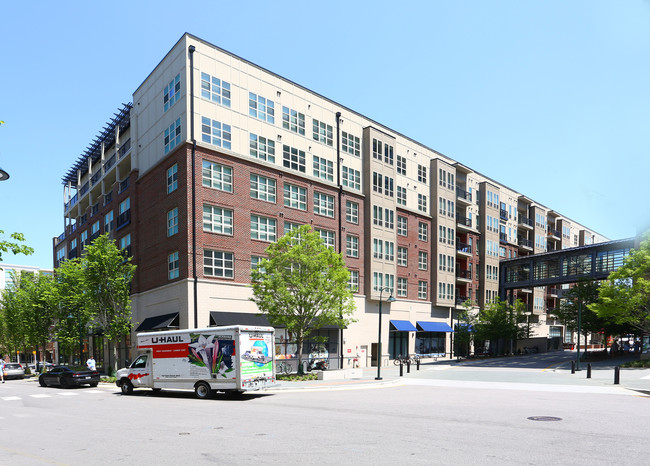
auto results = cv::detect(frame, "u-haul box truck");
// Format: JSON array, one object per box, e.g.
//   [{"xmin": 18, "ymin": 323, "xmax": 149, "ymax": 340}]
[{"xmin": 116, "ymin": 325, "xmax": 275, "ymax": 398}]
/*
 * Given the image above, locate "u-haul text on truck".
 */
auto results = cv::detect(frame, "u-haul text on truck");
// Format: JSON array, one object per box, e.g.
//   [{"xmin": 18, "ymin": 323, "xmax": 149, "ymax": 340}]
[{"xmin": 116, "ymin": 325, "xmax": 275, "ymax": 398}]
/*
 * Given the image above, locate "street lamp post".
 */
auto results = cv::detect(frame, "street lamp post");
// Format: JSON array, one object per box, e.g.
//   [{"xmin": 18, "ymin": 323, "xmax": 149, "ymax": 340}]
[
  {"xmin": 375, "ymin": 287, "xmax": 396, "ymax": 381},
  {"xmin": 576, "ymin": 298, "xmax": 582, "ymax": 371}
]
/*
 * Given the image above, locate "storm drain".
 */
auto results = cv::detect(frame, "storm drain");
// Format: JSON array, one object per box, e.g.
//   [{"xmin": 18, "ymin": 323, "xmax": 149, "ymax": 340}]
[{"xmin": 527, "ymin": 416, "xmax": 562, "ymax": 422}]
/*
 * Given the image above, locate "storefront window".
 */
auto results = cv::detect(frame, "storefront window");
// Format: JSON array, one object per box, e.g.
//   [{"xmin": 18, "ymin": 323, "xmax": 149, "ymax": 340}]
[
  {"xmin": 415, "ymin": 332, "xmax": 446, "ymax": 356},
  {"xmin": 389, "ymin": 331, "xmax": 409, "ymax": 358}
]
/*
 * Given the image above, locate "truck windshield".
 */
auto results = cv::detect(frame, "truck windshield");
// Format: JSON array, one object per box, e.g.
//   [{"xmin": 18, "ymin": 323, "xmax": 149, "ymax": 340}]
[{"xmin": 132, "ymin": 355, "xmax": 147, "ymax": 368}]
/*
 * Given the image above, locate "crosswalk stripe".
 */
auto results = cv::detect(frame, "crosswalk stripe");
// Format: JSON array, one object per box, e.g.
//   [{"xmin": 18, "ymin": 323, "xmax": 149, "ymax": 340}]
[
  {"xmin": 30, "ymin": 394, "xmax": 50, "ymax": 398},
  {"xmin": 2, "ymin": 396, "xmax": 21, "ymax": 401}
]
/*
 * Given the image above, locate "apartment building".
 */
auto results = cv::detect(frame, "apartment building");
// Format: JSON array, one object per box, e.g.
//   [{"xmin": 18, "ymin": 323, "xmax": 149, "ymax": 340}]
[{"xmin": 53, "ymin": 33, "xmax": 608, "ymax": 368}]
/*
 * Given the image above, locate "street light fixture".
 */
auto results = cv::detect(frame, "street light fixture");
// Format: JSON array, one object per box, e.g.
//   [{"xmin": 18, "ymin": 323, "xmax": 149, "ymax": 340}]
[
  {"xmin": 375, "ymin": 287, "xmax": 396, "ymax": 381},
  {"xmin": 0, "ymin": 166, "xmax": 9, "ymax": 181}
]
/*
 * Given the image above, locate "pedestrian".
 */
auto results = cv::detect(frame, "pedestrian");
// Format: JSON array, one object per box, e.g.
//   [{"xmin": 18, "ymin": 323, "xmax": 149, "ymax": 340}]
[
  {"xmin": 634, "ymin": 340, "xmax": 641, "ymax": 356},
  {"xmin": 0, "ymin": 357, "xmax": 5, "ymax": 383},
  {"xmin": 623, "ymin": 341, "xmax": 631, "ymax": 353},
  {"xmin": 86, "ymin": 356, "xmax": 96, "ymax": 371},
  {"xmin": 610, "ymin": 340, "xmax": 619, "ymax": 356}
]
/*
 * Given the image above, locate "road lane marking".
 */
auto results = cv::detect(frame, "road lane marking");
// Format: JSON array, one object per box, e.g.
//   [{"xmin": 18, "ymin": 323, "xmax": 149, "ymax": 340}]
[
  {"xmin": 2, "ymin": 396, "xmax": 21, "ymax": 401},
  {"xmin": 30, "ymin": 394, "xmax": 50, "ymax": 398}
]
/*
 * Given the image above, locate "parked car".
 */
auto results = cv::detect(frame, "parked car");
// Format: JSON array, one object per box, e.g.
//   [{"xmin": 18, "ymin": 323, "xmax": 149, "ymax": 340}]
[
  {"xmin": 3, "ymin": 363, "xmax": 25, "ymax": 380},
  {"xmin": 38, "ymin": 366, "xmax": 100, "ymax": 388},
  {"xmin": 28, "ymin": 362, "xmax": 54, "ymax": 372}
]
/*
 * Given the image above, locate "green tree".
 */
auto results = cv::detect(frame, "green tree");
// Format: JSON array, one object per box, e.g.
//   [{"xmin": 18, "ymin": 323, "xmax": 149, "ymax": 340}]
[
  {"xmin": 0, "ymin": 230, "xmax": 34, "ymax": 262},
  {"xmin": 474, "ymin": 298, "xmax": 526, "ymax": 355},
  {"xmin": 453, "ymin": 300, "xmax": 476, "ymax": 358},
  {"xmin": 592, "ymin": 231, "xmax": 650, "ymax": 336},
  {"xmin": 0, "ymin": 272, "xmax": 30, "ymax": 360},
  {"xmin": 250, "ymin": 225, "xmax": 356, "ymax": 373}
]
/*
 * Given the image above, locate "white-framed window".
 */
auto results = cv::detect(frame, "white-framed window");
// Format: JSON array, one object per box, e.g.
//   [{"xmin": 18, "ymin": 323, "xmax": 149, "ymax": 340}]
[
  {"xmin": 282, "ymin": 106, "xmax": 305, "ymax": 135},
  {"xmin": 418, "ymin": 251, "xmax": 428, "ymax": 271},
  {"xmin": 164, "ymin": 118, "xmax": 182, "ymax": 154},
  {"xmin": 167, "ymin": 163, "xmax": 178, "ymax": 194},
  {"xmin": 373, "ymin": 272, "xmax": 383, "ymax": 291},
  {"xmin": 397, "ymin": 277, "xmax": 407, "ymax": 297},
  {"xmin": 397, "ymin": 155, "xmax": 406, "ymax": 175},
  {"xmin": 346, "ymin": 235, "xmax": 359, "ymax": 258},
  {"xmin": 251, "ymin": 215, "xmax": 277, "ymax": 242},
  {"xmin": 417, "ymin": 164, "xmax": 427, "ymax": 184},
  {"xmin": 283, "ymin": 183, "xmax": 307, "ymax": 210},
  {"xmin": 373, "ymin": 205, "xmax": 383, "ymax": 227},
  {"xmin": 202, "ymin": 160, "xmax": 233, "ymax": 192},
  {"xmin": 346, "ymin": 200, "xmax": 359, "ymax": 224},
  {"xmin": 204, "ymin": 249, "xmax": 234, "ymax": 278},
  {"xmin": 348, "ymin": 270, "xmax": 359, "ymax": 292},
  {"xmin": 317, "ymin": 229, "xmax": 335, "ymax": 249},
  {"xmin": 91, "ymin": 221, "xmax": 100, "ymax": 236},
  {"xmin": 373, "ymin": 238, "xmax": 383, "ymax": 259},
  {"xmin": 418, "ymin": 193, "xmax": 427, "ymax": 213},
  {"xmin": 250, "ymin": 256, "xmax": 266, "ymax": 275},
  {"xmin": 283, "ymin": 145, "xmax": 306, "ymax": 173},
  {"xmin": 384, "ymin": 208, "xmax": 394, "ymax": 230},
  {"xmin": 163, "ymin": 74, "xmax": 180, "ymax": 112},
  {"xmin": 249, "ymin": 92, "xmax": 275, "ymax": 123},
  {"xmin": 56, "ymin": 246, "xmax": 66, "ymax": 262},
  {"xmin": 201, "ymin": 117, "xmax": 232, "ymax": 150},
  {"xmin": 167, "ymin": 208, "xmax": 178, "ymax": 237},
  {"xmin": 397, "ymin": 247, "xmax": 408, "ymax": 267},
  {"xmin": 418, "ymin": 222, "xmax": 428, "ymax": 242},
  {"xmin": 249, "ymin": 133, "xmax": 275, "ymax": 163},
  {"xmin": 313, "ymin": 156, "xmax": 334, "ymax": 181},
  {"xmin": 342, "ymin": 131, "xmax": 360, "ymax": 157},
  {"xmin": 168, "ymin": 252, "xmax": 179, "ymax": 280},
  {"xmin": 385, "ymin": 241, "xmax": 395, "ymax": 262},
  {"xmin": 418, "ymin": 281, "xmax": 428, "ymax": 300},
  {"xmin": 397, "ymin": 186, "xmax": 407, "ymax": 206},
  {"xmin": 384, "ymin": 176, "xmax": 394, "ymax": 197},
  {"xmin": 283, "ymin": 221, "xmax": 301, "ymax": 235},
  {"xmin": 312, "ymin": 119, "xmax": 333, "ymax": 146},
  {"xmin": 201, "ymin": 72, "xmax": 231, "ymax": 107},
  {"xmin": 250, "ymin": 174, "xmax": 277, "ymax": 203},
  {"xmin": 397, "ymin": 215, "xmax": 407, "ymax": 236},
  {"xmin": 385, "ymin": 274, "xmax": 395, "ymax": 292},
  {"xmin": 203, "ymin": 205, "xmax": 233, "ymax": 235},
  {"xmin": 314, "ymin": 192, "xmax": 334, "ymax": 217},
  {"xmin": 342, "ymin": 166, "xmax": 360, "ymax": 190},
  {"xmin": 119, "ymin": 234, "xmax": 131, "ymax": 250},
  {"xmin": 373, "ymin": 172, "xmax": 383, "ymax": 194}
]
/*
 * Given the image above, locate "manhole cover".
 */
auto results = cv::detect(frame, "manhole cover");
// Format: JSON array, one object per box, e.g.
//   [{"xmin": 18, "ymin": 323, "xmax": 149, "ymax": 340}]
[{"xmin": 527, "ymin": 416, "xmax": 562, "ymax": 422}]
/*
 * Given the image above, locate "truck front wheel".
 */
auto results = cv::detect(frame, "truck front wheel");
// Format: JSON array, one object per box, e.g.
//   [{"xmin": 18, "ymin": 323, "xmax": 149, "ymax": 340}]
[
  {"xmin": 120, "ymin": 380, "xmax": 133, "ymax": 395},
  {"xmin": 195, "ymin": 382, "xmax": 212, "ymax": 399}
]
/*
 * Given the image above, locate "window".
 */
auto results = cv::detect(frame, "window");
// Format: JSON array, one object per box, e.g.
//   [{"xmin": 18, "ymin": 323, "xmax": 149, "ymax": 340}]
[
  {"xmin": 314, "ymin": 192, "xmax": 334, "ymax": 217},
  {"xmin": 397, "ymin": 247, "xmax": 408, "ymax": 267},
  {"xmin": 203, "ymin": 205, "xmax": 233, "ymax": 235},
  {"xmin": 164, "ymin": 118, "xmax": 182, "ymax": 154},
  {"xmin": 348, "ymin": 270, "xmax": 359, "ymax": 292},
  {"xmin": 56, "ymin": 247, "xmax": 65, "ymax": 262},
  {"xmin": 372, "ymin": 205, "xmax": 383, "ymax": 227},
  {"xmin": 317, "ymin": 229, "xmax": 335, "ymax": 249},
  {"xmin": 418, "ymin": 164, "xmax": 427, "ymax": 184},
  {"xmin": 168, "ymin": 252, "xmax": 179, "ymax": 280},
  {"xmin": 282, "ymin": 106, "xmax": 305, "ymax": 135},
  {"xmin": 397, "ymin": 155, "xmax": 406, "ymax": 175},
  {"xmin": 251, "ymin": 215, "xmax": 277, "ymax": 242},
  {"xmin": 418, "ymin": 251, "xmax": 428, "ymax": 270},
  {"xmin": 346, "ymin": 235, "xmax": 359, "ymax": 258},
  {"xmin": 201, "ymin": 117, "xmax": 232, "ymax": 150},
  {"xmin": 117, "ymin": 198, "xmax": 130, "ymax": 228},
  {"xmin": 200, "ymin": 73, "xmax": 230, "ymax": 107},
  {"xmin": 313, "ymin": 119, "xmax": 333, "ymax": 146},
  {"xmin": 250, "ymin": 174, "xmax": 277, "ymax": 203},
  {"xmin": 384, "ymin": 208, "xmax": 394, "ymax": 230},
  {"xmin": 202, "ymin": 161, "xmax": 233, "ymax": 192},
  {"xmin": 342, "ymin": 131, "xmax": 360, "ymax": 157},
  {"xmin": 249, "ymin": 92, "xmax": 275, "ymax": 123},
  {"xmin": 167, "ymin": 164, "xmax": 178, "ymax": 194},
  {"xmin": 313, "ymin": 156, "xmax": 334, "ymax": 181},
  {"xmin": 418, "ymin": 194, "xmax": 427, "ymax": 213},
  {"xmin": 373, "ymin": 172, "xmax": 383, "ymax": 194},
  {"xmin": 104, "ymin": 211, "xmax": 114, "ymax": 235},
  {"xmin": 418, "ymin": 222, "xmax": 428, "ymax": 242},
  {"xmin": 91, "ymin": 221, "xmax": 100, "ymax": 239},
  {"xmin": 397, "ymin": 186, "xmax": 407, "ymax": 206},
  {"xmin": 284, "ymin": 183, "xmax": 307, "ymax": 210},
  {"xmin": 251, "ymin": 256, "xmax": 266, "ymax": 275},
  {"xmin": 249, "ymin": 133, "xmax": 275, "ymax": 163},
  {"xmin": 384, "ymin": 176, "xmax": 394, "ymax": 197},
  {"xmin": 163, "ymin": 74, "xmax": 180, "ymax": 112},
  {"xmin": 119, "ymin": 234, "xmax": 131, "ymax": 250},
  {"xmin": 167, "ymin": 208, "xmax": 178, "ymax": 237},
  {"xmin": 346, "ymin": 200, "xmax": 359, "ymax": 224},
  {"xmin": 373, "ymin": 272, "xmax": 383, "ymax": 291},
  {"xmin": 373, "ymin": 239, "xmax": 383, "ymax": 259},
  {"xmin": 439, "ymin": 226, "xmax": 446, "ymax": 244},
  {"xmin": 418, "ymin": 281, "xmax": 428, "ymax": 300},
  {"xmin": 397, "ymin": 216, "xmax": 407, "ymax": 236},
  {"xmin": 342, "ymin": 166, "xmax": 360, "ymax": 190},
  {"xmin": 204, "ymin": 250, "xmax": 234, "ymax": 278},
  {"xmin": 385, "ymin": 241, "xmax": 395, "ymax": 261},
  {"xmin": 283, "ymin": 145, "xmax": 306, "ymax": 173},
  {"xmin": 283, "ymin": 221, "xmax": 301, "ymax": 235},
  {"xmin": 397, "ymin": 277, "xmax": 408, "ymax": 297}
]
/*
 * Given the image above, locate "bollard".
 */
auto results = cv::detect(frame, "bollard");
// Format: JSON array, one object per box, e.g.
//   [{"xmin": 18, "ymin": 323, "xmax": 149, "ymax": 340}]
[
  {"xmin": 399, "ymin": 360, "xmax": 403, "ymax": 377},
  {"xmin": 571, "ymin": 360, "xmax": 575, "ymax": 374},
  {"xmin": 416, "ymin": 358, "xmax": 420, "ymax": 371},
  {"xmin": 407, "ymin": 359, "xmax": 411, "ymax": 373},
  {"xmin": 614, "ymin": 366, "xmax": 620, "ymax": 385},
  {"xmin": 586, "ymin": 363, "xmax": 591, "ymax": 379}
]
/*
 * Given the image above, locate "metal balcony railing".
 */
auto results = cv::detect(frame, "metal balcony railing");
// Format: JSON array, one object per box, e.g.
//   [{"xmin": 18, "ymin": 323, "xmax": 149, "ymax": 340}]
[
  {"xmin": 518, "ymin": 216, "xmax": 533, "ymax": 227},
  {"xmin": 456, "ymin": 215, "xmax": 472, "ymax": 228},
  {"xmin": 457, "ymin": 242, "xmax": 472, "ymax": 254},
  {"xmin": 456, "ymin": 188, "xmax": 472, "ymax": 202}
]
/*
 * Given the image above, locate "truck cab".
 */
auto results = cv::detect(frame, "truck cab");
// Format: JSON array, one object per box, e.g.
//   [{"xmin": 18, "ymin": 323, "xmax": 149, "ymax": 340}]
[{"xmin": 116, "ymin": 352, "xmax": 152, "ymax": 394}]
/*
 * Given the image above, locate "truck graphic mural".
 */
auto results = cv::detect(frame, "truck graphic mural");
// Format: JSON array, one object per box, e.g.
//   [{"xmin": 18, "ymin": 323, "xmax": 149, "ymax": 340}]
[{"xmin": 187, "ymin": 333, "xmax": 235, "ymax": 379}]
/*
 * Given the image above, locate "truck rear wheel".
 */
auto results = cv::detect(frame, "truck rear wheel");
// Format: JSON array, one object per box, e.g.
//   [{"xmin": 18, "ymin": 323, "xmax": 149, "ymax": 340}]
[
  {"xmin": 120, "ymin": 380, "xmax": 133, "ymax": 395},
  {"xmin": 195, "ymin": 382, "xmax": 212, "ymax": 399}
]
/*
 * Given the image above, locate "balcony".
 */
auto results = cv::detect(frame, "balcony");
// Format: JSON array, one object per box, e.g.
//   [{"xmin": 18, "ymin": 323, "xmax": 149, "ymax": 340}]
[
  {"xmin": 548, "ymin": 287, "xmax": 558, "ymax": 297},
  {"xmin": 456, "ymin": 242, "xmax": 472, "ymax": 257},
  {"xmin": 104, "ymin": 192, "xmax": 112, "ymax": 206},
  {"xmin": 518, "ymin": 216, "xmax": 534, "ymax": 230},
  {"xmin": 104, "ymin": 154, "xmax": 116, "ymax": 172},
  {"xmin": 91, "ymin": 203, "xmax": 99, "ymax": 217},
  {"xmin": 456, "ymin": 296, "xmax": 470, "ymax": 306},
  {"xmin": 456, "ymin": 188, "xmax": 472, "ymax": 205},
  {"xmin": 116, "ymin": 209, "xmax": 131, "ymax": 230},
  {"xmin": 68, "ymin": 248, "xmax": 78, "ymax": 259},
  {"xmin": 91, "ymin": 170, "xmax": 102, "ymax": 186},
  {"xmin": 119, "ymin": 178, "xmax": 129, "ymax": 194},
  {"xmin": 499, "ymin": 232, "xmax": 508, "ymax": 243},
  {"xmin": 456, "ymin": 214, "xmax": 476, "ymax": 232},
  {"xmin": 79, "ymin": 181, "xmax": 90, "ymax": 196},
  {"xmin": 456, "ymin": 270, "xmax": 472, "ymax": 283},
  {"xmin": 518, "ymin": 237, "xmax": 533, "ymax": 251},
  {"xmin": 79, "ymin": 214, "xmax": 87, "ymax": 226},
  {"xmin": 500, "ymin": 209, "xmax": 508, "ymax": 221},
  {"xmin": 65, "ymin": 193, "xmax": 78, "ymax": 211},
  {"xmin": 547, "ymin": 227, "xmax": 561, "ymax": 240},
  {"xmin": 90, "ymin": 231, "xmax": 101, "ymax": 242},
  {"xmin": 119, "ymin": 138, "xmax": 131, "ymax": 159}
]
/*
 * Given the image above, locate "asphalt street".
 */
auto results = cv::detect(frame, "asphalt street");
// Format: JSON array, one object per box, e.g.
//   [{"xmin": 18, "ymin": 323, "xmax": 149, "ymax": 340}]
[{"xmin": 0, "ymin": 352, "xmax": 648, "ymax": 465}]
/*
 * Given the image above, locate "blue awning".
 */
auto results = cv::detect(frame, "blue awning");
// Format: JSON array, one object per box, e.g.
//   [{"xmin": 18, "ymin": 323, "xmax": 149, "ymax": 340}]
[
  {"xmin": 417, "ymin": 321, "xmax": 454, "ymax": 332},
  {"xmin": 390, "ymin": 320, "xmax": 417, "ymax": 332}
]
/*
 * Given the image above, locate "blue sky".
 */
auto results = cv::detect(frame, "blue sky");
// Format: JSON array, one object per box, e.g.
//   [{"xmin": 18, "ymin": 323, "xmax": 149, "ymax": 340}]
[{"xmin": 1, "ymin": 0, "xmax": 649, "ymax": 268}]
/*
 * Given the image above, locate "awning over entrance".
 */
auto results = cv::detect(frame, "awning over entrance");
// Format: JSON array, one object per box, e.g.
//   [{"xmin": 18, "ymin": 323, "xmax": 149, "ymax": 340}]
[
  {"xmin": 136, "ymin": 312, "xmax": 179, "ymax": 332},
  {"xmin": 389, "ymin": 320, "xmax": 417, "ymax": 331},
  {"xmin": 417, "ymin": 321, "xmax": 454, "ymax": 332},
  {"xmin": 209, "ymin": 311, "xmax": 271, "ymax": 327}
]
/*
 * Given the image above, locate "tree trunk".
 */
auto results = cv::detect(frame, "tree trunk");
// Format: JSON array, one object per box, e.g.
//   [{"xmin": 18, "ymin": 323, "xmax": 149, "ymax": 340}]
[{"xmin": 296, "ymin": 337, "xmax": 304, "ymax": 375}]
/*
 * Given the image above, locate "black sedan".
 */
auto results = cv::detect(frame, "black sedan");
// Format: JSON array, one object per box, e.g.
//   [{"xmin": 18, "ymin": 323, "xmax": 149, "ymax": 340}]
[{"xmin": 38, "ymin": 366, "xmax": 100, "ymax": 388}]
